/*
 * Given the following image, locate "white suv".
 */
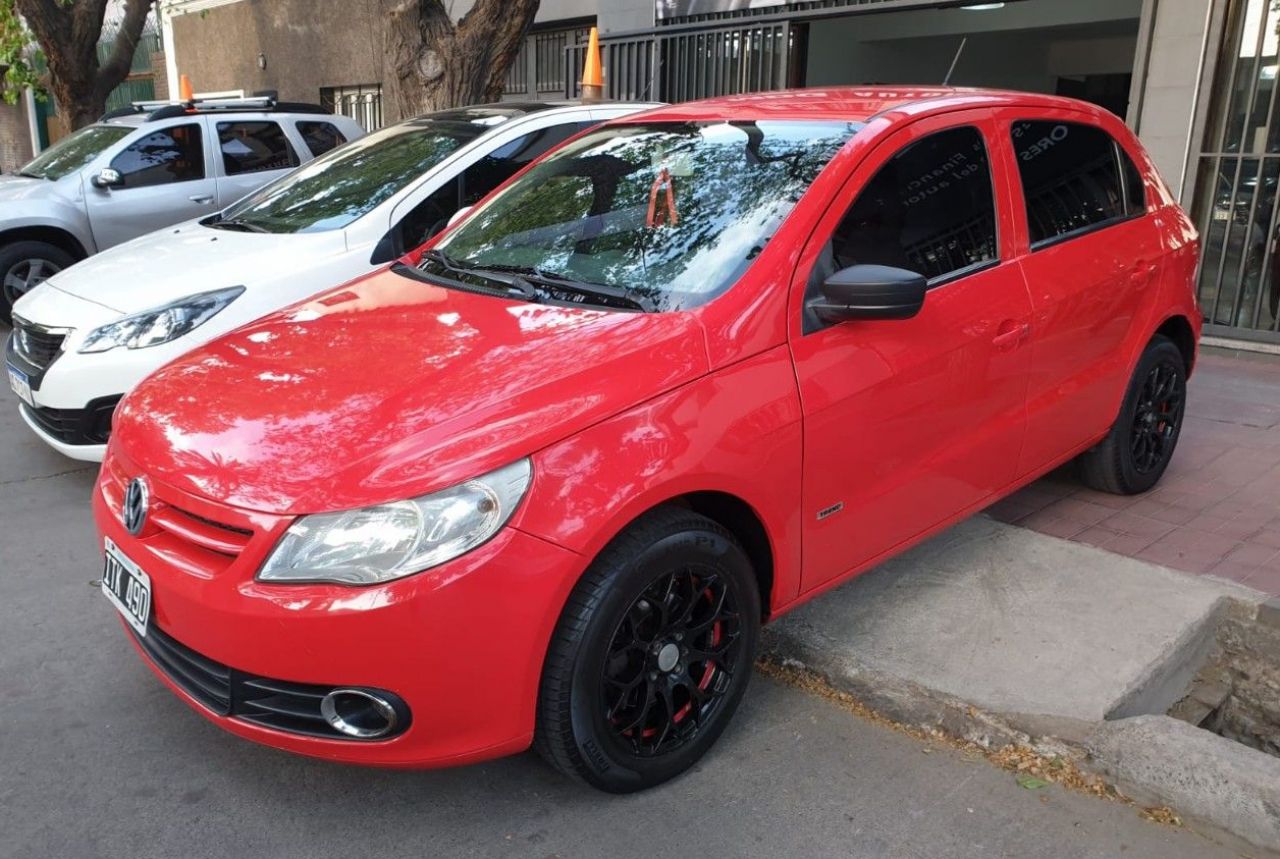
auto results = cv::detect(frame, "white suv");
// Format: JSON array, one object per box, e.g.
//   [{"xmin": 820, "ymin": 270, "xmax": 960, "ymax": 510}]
[
  {"xmin": 8, "ymin": 100, "xmax": 659, "ymax": 461},
  {"xmin": 0, "ymin": 97, "xmax": 364, "ymax": 322}
]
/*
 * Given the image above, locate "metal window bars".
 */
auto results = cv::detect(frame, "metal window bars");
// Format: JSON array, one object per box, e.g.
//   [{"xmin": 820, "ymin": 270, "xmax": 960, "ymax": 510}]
[
  {"xmin": 1193, "ymin": 0, "xmax": 1280, "ymax": 341},
  {"xmin": 320, "ymin": 84, "xmax": 383, "ymax": 131}
]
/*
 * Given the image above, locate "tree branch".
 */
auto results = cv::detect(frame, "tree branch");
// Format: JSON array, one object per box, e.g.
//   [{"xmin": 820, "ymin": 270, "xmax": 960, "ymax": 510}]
[{"xmin": 95, "ymin": 0, "xmax": 152, "ymax": 100}]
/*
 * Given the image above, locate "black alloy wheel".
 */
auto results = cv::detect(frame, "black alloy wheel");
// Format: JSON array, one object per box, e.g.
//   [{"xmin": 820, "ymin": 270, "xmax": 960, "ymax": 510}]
[
  {"xmin": 602, "ymin": 564, "xmax": 743, "ymax": 758},
  {"xmin": 1078, "ymin": 334, "xmax": 1188, "ymax": 495},
  {"xmin": 1130, "ymin": 361, "xmax": 1185, "ymax": 475},
  {"xmin": 536, "ymin": 506, "xmax": 760, "ymax": 793}
]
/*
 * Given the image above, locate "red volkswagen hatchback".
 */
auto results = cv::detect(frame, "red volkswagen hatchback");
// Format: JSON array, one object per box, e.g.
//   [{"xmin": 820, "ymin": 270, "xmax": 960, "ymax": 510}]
[{"xmin": 95, "ymin": 88, "xmax": 1200, "ymax": 792}]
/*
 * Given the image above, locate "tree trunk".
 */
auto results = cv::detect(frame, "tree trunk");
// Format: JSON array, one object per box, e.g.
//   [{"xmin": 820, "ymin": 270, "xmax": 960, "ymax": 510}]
[
  {"xmin": 382, "ymin": 0, "xmax": 540, "ymax": 121},
  {"xmin": 17, "ymin": 0, "xmax": 153, "ymax": 130}
]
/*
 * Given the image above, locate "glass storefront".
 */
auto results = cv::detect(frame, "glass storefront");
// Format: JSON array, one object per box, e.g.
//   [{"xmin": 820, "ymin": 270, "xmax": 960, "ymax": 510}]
[{"xmin": 1194, "ymin": 0, "xmax": 1280, "ymax": 340}]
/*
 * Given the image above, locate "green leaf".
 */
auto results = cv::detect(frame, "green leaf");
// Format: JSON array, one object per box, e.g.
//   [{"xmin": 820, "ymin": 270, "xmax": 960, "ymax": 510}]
[{"xmin": 1016, "ymin": 775, "xmax": 1051, "ymax": 790}]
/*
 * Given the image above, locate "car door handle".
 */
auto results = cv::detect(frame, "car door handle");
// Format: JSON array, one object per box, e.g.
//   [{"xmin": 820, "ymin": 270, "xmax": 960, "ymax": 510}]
[
  {"xmin": 992, "ymin": 322, "xmax": 1031, "ymax": 351},
  {"xmin": 1129, "ymin": 260, "xmax": 1158, "ymax": 287},
  {"xmin": 189, "ymin": 194, "xmax": 214, "ymax": 204}
]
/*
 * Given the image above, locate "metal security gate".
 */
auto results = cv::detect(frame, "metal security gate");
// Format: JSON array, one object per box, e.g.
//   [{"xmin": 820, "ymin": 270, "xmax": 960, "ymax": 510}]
[
  {"xmin": 566, "ymin": 36, "xmax": 660, "ymax": 101},
  {"xmin": 659, "ymin": 22, "xmax": 793, "ymax": 101},
  {"xmin": 564, "ymin": 22, "xmax": 795, "ymax": 103},
  {"xmin": 508, "ymin": 26, "xmax": 594, "ymax": 99},
  {"xmin": 1192, "ymin": 0, "xmax": 1280, "ymax": 341}
]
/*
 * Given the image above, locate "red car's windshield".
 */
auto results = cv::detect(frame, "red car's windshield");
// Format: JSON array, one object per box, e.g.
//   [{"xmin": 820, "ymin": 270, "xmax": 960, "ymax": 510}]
[{"xmin": 432, "ymin": 119, "xmax": 862, "ymax": 311}]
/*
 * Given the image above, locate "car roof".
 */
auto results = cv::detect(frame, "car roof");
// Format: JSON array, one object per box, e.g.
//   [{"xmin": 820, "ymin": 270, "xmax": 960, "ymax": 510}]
[
  {"xmin": 97, "ymin": 110, "xmax": 353, "ymax": 130},
  {"xmin": 624, "ymin": 87, "xmax": 1110, "ymax": 125},
  {"xmin": 406, "ymin": 100, "xmax": 661, "ymax": 124}
]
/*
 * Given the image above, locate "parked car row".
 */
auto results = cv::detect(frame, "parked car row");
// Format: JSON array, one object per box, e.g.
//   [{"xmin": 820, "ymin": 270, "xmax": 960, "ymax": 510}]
[
  {"xmin": 7, "ymin": 98, "xmax": 655, "ymax": 459},
  {"xmin": 6, "ymin": 88, "xmax": 1200, "ymax": 792},
  {"xmin": 0, "ymin": 97, "xmax": 365, "ymax": 324}
]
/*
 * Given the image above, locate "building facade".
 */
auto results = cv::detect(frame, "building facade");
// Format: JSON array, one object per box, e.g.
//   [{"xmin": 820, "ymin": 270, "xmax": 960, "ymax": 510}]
[{"xmin": 154, "ymin": 0, "xmax": 1273, "ymax": 344}]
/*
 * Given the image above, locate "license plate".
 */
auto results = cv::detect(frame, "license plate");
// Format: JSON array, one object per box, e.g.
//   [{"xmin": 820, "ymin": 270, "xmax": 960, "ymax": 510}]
[
  {"xmin": 101, "ymin": 538, "xmax": 152, "ymax": 637},
  {"xmin": 1212, "ymin": 208, "xmax": 1231, "ymax": 222},
  {"xmin": 6, "ymin": 363, "xmax": 32, "ymax": 407}
]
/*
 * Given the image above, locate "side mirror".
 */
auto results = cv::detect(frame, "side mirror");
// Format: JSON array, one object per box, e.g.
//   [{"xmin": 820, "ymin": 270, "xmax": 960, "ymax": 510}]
[
  {"xmin": 91, "ymin": 167, "xmax": 123, "ymax": 190},
  {"xmin": 446, "ymin": 205, "xmax": 473, "ymax": 228},
  {"xmin": 810, "ymin": 264, "xmax": 928, "ymax": 324}
]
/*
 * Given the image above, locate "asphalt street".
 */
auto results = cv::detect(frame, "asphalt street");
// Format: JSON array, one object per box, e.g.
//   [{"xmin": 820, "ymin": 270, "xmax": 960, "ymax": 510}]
[{"xmin": 0, "ymin": 383, "xmax": 1256, "ymax": 859}]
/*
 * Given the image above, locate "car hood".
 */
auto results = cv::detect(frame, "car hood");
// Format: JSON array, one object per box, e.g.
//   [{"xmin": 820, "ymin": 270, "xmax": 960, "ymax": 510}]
[
  {"xmin": 113, "ymin": 266, "xmax": 709, "ymax": 515},
  {"xmin": 0, "ymin": 173, "xmax": 65, "ymax": 204},
  {"xmin": 44, "ymin": 221, "xmax": 348, "ymax": 314}
]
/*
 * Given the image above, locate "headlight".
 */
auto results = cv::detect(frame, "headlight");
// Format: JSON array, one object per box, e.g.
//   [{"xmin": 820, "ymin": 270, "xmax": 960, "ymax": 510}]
[
  {"xmin": 78, "ymin": 286, "xmax": 244, "ymax": 353},
  {"xmin": 258, "ymin": 458, "xmax": 532, "ymax": 585}
]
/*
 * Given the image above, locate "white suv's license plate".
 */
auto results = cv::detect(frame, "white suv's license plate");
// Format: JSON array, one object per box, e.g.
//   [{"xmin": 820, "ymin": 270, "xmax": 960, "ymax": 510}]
[
  {"xmin": 6, "ymin": 363, "xmax": 32, "ymax": 407},
  {"xmin": 101, "ymin": 538, "xmax": 151, "ymax": 637}
]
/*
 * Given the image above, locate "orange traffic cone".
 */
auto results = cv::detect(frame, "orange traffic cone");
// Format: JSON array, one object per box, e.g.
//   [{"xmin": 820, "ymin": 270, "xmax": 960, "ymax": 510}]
[
  {"xmin": 581, "ymin": 27, "xmax": 603, "ymax": 102},
  {"xmin": 179, "ymin": 74, "xmax": 195, "ymax": 103}
]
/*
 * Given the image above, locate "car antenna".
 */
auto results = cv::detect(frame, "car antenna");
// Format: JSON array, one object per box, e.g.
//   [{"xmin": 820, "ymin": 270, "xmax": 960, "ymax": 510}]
[{"xmin": 943, "ymin": 37, "xmax": 968, "ymax": 86}]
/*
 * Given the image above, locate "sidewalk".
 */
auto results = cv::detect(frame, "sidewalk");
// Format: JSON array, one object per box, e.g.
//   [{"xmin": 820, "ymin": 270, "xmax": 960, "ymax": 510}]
[
  {"xmin": 989, "ymin": 346, "xmax": 1280, "ymax": 594},
  {"xmin": 764, "ymin": 516, "xmax": 1280, "ymax": 853}
]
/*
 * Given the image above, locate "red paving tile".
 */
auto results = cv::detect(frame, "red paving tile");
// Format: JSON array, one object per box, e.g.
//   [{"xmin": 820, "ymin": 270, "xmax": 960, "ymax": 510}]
[{"xmin": 989, "ymin": 347, "xmax": 1280, "ymax": 596}]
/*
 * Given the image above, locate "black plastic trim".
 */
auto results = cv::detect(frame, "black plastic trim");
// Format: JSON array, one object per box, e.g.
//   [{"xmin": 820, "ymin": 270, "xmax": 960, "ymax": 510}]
[
  {"xmin": 131, "ymin": 624, "xmax": 411, "ymax": 741},
  {"xmin": 21, "ymin": 394, "xmax": 122, "ymax": 445}
]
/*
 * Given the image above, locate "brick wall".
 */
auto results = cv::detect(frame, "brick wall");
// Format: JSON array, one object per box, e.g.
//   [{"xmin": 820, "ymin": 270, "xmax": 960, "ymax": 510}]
[
  {"xmin": 151, "ymin": 50, "xmax": 169, "ymax": 101},
  {"xmin": 0, "ymin": 97, "xmax": 34, "ymax": 174}
]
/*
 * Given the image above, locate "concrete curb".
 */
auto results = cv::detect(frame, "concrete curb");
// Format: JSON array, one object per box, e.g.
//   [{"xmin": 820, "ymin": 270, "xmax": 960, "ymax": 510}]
[
  {"xmin": 762, "ymin": 596, "xmax": 1280, "ymax": 854},
  {"xmin": 1083, "ymin": 715, "xmax": 1280, "ymax": 851},
  {"xmin": 759, "ymin": 624, "xmax": 1032, "ymax": 752}
]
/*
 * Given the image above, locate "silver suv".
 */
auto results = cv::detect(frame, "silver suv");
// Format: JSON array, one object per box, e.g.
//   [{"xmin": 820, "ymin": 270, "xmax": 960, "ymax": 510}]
[{"xmin": 0, "ymin": 97, "xmax": 365, "ymax": 322}]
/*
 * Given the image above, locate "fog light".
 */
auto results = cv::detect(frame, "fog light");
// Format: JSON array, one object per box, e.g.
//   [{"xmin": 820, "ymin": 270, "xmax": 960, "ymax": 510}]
[{"xmin": 320, "ymin": 688, "xmax": 399, "ymax": 739}]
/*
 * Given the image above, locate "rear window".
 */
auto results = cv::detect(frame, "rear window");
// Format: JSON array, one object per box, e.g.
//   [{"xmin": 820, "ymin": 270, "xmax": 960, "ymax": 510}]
[
  {"xmin": 1011, "ymin": 120, "xmax": 1145, "ymax": 246},
  {"xmin": 297, "ymin": 121, "xmax": 348, "ymax": 158},
  {"xmin": 218, "ymin": 121, "xmax": 300, "ymax": 176}
]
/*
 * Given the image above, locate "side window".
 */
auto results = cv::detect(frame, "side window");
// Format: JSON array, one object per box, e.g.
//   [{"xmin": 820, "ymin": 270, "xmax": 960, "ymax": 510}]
[
  {"xmin": 1011, "ymin": 120, "xmax": 1139, "ymax": 245},
  {"xmin": 110, "ymin": 124, "xmax": 205, "ymax": 188},
  {"xmin": 826, "ymin": 125, "xmax": 998, "ymax": 283},
  {"xmin": 389, "ymin": 177, "xmax": 463, "ymax": 256},
  {"xmin": 217, "ymin": 121, "xmax": 300, "ymax": 176},
  {"xmin": 460, "ymin": 122, "xmax": 592, "ymax": 206},
  {"xmin": 1120, "ymin": 146, "xmax": 1147, "ymax": 218},
  {"xmin": 381, "ymin": 123, "xmax": 594, "ymax": 260},
  {"xmin": 297, "ymin": 121, "xmax": 348, "ymax": 158}
]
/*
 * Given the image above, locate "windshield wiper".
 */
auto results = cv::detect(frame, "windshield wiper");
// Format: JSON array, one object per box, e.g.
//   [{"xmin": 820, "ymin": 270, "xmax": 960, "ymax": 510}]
[
  {"xmin": 465, "ymin": 263, "xmax": 655, "ymax": 313},
  {"xmin": 417, "ymin": 250, "xmax": 541, "ymax": 303},
  {"xmin": 209, "ymin": 217, "xmax": 268, "ymax": 233},
  {"xmin": 420, "ymin": 248, "xmax": 463, "ymax": 272}
]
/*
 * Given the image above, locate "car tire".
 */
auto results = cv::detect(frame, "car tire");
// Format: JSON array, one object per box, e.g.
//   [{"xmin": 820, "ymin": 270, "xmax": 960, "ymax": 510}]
[
  {"xmin": 534, "ymin": 505, "xmax": 760, "ymax": 793},
  {"xmin": 1077, "ymin": 335, "xmax": 1188, "ymax": 495},
  {"xmin": 0, "ymin": 240, "xmax": 75, "ymax": 325}
]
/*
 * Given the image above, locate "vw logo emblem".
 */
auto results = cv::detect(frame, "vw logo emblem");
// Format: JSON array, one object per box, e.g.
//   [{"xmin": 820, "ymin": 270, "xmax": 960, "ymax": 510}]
[{"xmin": 123, "ymin": 477, "xmax": 149, "ymax": 535}]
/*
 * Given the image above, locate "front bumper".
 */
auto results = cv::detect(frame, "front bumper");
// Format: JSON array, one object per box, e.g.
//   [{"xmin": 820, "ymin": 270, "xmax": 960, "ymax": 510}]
[
  {"xmin": 7, "ymin": 289, "xmax": 194, "ymax": 456},
  {"xmin": 94, "ymin": 447, "xmax": 587, "ymax": 768}
]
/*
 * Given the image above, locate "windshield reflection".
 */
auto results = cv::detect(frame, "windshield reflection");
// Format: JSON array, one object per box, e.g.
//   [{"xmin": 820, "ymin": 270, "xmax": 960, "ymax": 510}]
[
  {"xmin": 436, "ymin": 120, "xmax": 862, "ymax": 311},
  {"xmin": 19, "ymin": 124, "xmax": 132, "ymax": 180},
  {"xmin": 217, "ymin": 118, "xmax": 491, "ymax": 234}
]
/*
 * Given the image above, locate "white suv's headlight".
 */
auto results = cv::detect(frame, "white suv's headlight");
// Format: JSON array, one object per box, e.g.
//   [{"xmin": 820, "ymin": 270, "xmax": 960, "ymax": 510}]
[
  {"xmin": 78, "ymin": 286, "xmax": 244, "ymax": 353},
  {"xmin": 258, "ymin": 458, "xmax": 532, "ymax": 585}
]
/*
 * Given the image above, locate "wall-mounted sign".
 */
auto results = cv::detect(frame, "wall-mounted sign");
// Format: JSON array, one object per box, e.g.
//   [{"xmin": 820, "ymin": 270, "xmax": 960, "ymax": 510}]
[{"xmin": 657, "ymin": 0, "xmax": 788, "ymax": 21}]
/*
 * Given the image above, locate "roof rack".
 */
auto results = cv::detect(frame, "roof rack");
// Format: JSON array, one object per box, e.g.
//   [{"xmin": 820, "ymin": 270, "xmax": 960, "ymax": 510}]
[{"xmin": 100, "ymin": 96, "xmax": 331, "ymax": 123}]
